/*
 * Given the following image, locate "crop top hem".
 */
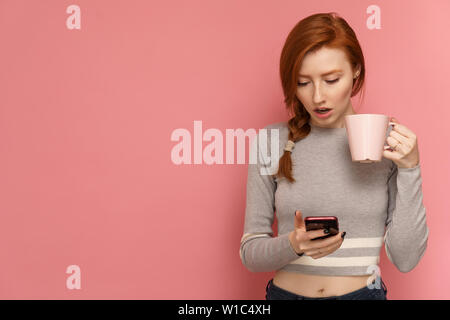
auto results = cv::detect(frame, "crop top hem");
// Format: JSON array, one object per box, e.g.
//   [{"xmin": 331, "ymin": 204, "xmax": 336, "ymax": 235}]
[{"xmin": 279, "ymin": 264, "xmax": 379, "ymax": 276}]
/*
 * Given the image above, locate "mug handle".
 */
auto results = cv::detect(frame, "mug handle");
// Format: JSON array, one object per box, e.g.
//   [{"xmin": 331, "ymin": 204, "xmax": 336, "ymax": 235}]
[{"xmin": 383, "ymin": 122, "xmax": 397, "ymax": 150}]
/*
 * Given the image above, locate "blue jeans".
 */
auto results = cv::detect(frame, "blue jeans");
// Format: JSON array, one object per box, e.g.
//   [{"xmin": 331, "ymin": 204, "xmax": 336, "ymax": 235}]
[{"xmin": 265, "ymin": 277, "xmax": 388, "ymax": 300}]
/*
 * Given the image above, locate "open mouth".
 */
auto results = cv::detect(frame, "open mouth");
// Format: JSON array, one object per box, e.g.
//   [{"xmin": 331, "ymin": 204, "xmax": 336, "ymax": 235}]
[{"xmin": 315, "ymin": 108, "xmax": 332, "ymax": 114}]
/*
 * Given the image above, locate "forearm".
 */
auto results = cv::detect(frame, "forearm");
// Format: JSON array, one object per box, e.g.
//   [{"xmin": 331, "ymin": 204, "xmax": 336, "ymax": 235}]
[
  {"xmin": 240, "ymin": 232, "xmax": 300, "ymax": 272},
  {"xmin": 384, "ymin": 166, "xmax": 429, "ymax": 272}
]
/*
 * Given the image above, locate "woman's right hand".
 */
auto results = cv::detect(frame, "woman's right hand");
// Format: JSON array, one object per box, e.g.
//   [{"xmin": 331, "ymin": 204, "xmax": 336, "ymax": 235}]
[{"xmin": 289, "ymin": 210, "xmax": 345, "ymax": 259}]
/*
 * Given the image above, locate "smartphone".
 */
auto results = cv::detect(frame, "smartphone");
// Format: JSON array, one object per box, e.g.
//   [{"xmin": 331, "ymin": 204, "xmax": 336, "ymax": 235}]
[{"xmin": 304, "ymin": 216, "xmax": 339, "ymax": 240}]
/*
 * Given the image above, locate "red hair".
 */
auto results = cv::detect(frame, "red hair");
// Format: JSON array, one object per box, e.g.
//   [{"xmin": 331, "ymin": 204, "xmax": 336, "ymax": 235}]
[{"xmin": 276, "ymin": 12, "xmax": 366, "ymax": 183}]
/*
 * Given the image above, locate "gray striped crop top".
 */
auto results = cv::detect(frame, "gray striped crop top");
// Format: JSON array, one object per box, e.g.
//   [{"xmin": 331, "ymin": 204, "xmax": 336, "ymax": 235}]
[{"xmin": 239, "ymin": 121, "xmax": 428, "ymax": 276}]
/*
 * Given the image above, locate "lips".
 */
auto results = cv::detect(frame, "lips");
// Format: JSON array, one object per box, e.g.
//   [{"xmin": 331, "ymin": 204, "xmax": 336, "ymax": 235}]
[
  {"xmin": 314, "ymin": 108, "xmax": 333, "ymax": 118},
  {"xmin": 314, "ymin": 107, "xmax": 332, "ymax": 111}
]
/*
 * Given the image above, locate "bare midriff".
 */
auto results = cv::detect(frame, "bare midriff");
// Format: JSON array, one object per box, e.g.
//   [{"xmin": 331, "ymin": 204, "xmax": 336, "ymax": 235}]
[{"xmin": 273, "ymin": 270, "xmax": 376, "ymax": 298}]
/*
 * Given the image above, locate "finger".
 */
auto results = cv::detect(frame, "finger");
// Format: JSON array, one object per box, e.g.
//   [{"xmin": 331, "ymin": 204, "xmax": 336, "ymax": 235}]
[
  {"xmin": 307, "ymin": 231, "xmax": 343, "ymax": 248},
  {"xmin": 390, "ymin": 116, "xmax": 398, "ymax": 123},
  {"xmin": 310, "ymin": 243, "xmax": 340, "ymax": 259},
  {"xmin": 305, "ymin": 224, "xmax": 338, "ymax": 234},
  {"xmin": 307, "ymin": 239, "xmax": 343, "ymax": 257},
  {"xmin": 305, "ymin": 229, "xmax": 329, "ymax": 241},
  {"xmin": 386, "ymin": 135, "xmax": 400, "ymax": 148},
  {"xmin": 320, "ymin": 236, "xmax": 344, "ymax": 254},
  {"xmin": 294, "ymin": 210, "xmax": 305, "ymax": 230},
  {"xmin": 328, "ymin": 227, "xmax": 339, "ymax": 236},
  {"xmin": 389, "ymin": 121, "xmax": 415, "ymax": 139},
  {"xmin": 383, "ymin": 147, "xmax": 401, "ymax": 160},
  {"xmin": 389, "ymin": 129, "xmax": 412, "ymax": 148},
  {"xmin": 385, "ymin": 136, "xmax": 406, "ymax": 155},
  {"xmin": 309, "ymin": 237, "xmax": 344, "ymax": 259}
]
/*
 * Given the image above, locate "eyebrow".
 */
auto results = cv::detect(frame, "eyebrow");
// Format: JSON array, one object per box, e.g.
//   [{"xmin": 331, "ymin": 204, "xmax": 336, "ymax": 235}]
[{"xmin": 298, "ymin": 69, "xmax": 343, "ymax": 77}]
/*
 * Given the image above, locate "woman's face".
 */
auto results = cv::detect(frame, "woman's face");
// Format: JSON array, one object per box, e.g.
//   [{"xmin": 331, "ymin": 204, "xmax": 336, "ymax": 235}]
[{"xmin": 296, "ymin": 47, "xmax": 361, "ymax": 128}]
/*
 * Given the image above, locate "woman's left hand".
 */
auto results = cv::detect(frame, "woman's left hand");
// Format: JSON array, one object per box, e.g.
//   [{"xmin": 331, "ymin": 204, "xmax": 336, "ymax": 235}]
[{"xmin": 382, "ymin": 117, "xmax": 420, "ymax": 169}]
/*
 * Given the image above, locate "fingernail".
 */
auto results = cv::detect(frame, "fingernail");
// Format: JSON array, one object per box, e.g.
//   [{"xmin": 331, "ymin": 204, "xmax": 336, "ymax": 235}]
[
  {"xmin": 324, "ymin": 229, "xmax": 330, "ymax": 234},
  {"xmin": 341, "ymin": 232, "xmax": 347, "ymax": 238}
]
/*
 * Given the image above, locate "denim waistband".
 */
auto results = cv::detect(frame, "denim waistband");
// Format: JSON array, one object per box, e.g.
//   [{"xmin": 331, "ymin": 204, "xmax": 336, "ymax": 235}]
[{"xmin": 266, "ymin": 276, "xmax": 387, "ymax": 300}]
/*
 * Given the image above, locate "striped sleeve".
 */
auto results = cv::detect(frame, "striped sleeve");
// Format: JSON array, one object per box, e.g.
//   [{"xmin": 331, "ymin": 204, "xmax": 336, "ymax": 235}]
[{"xmin": 239, "ymin": 128, "xmax": 300, "ymax": 272}]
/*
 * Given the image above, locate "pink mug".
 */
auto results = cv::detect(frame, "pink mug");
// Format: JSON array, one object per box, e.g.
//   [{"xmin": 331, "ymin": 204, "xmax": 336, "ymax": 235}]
[{"xmin": 344, "ymin": 114, "xmax": 395, "ymax": 163}]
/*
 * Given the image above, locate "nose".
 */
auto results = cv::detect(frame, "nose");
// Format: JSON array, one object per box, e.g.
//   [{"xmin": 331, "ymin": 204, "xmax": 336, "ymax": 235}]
[{"xmin": 313, "ymin": 84, "xmax": 325, "ymax": 104}]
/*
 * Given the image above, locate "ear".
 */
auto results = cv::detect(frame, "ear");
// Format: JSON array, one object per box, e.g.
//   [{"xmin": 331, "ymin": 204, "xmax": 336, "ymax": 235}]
[{"xmin": 354, "ymin": 64, "xmax": 361, "ymax": 79}]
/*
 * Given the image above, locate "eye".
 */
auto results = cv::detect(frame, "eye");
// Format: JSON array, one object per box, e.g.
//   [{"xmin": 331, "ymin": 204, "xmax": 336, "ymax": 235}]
[
  {"xmin": 297, "ymin": 78, "xmax": 340, "ymax": 87},
  {"xmin": 326, "ymin": 78, "xmax": 340, "ymax": 84}
]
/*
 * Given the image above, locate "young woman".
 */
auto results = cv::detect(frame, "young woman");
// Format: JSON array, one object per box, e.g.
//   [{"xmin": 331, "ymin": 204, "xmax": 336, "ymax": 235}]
[{"xmin": 239, "ymin": 12, "xmax": 428, "ymax": 300}]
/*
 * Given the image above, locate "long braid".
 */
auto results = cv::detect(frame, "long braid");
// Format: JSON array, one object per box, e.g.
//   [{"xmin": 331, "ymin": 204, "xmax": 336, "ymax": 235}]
[{"xmin": 274, "ymin": 102, "xmax": 311, "ymax": 183}]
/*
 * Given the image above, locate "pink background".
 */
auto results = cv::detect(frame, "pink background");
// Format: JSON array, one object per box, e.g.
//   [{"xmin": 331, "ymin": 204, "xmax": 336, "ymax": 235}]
[{"xmin": 0, "ymin": 0, "xmax": 449, "ymax": 299}]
